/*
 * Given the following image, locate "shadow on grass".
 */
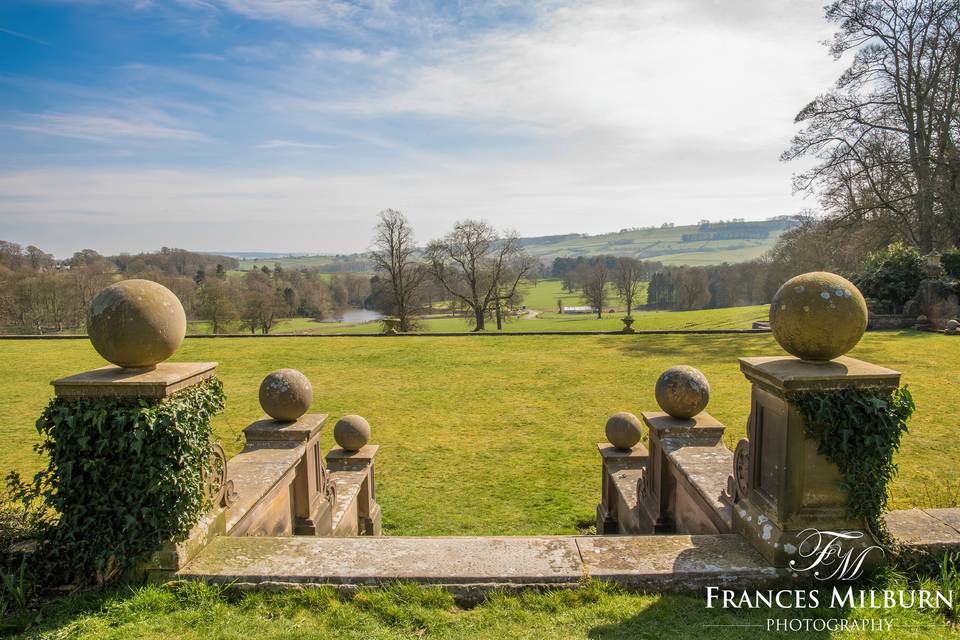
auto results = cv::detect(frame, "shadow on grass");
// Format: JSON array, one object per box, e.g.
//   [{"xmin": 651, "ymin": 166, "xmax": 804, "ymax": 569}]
[
  {"xmin": 616, "ymin": 333, "xmax": 774, "ymax": 362},
  {"xmin": 586, "ymin": 593, "xmax": 845, "ymax": 640}
]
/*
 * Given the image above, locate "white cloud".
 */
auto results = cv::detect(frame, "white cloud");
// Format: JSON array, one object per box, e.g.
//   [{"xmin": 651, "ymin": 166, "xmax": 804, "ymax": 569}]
[
  {"xmin": 1, "ymin": 0, "xmax": 840, "ymax": 254},
  {"xmin": 0, "ymin": 149, "xmax": 810, "ymax": 255},
  {"xmin": 353, "ymin": 0, "xmax": 838, "ymax": 152}
]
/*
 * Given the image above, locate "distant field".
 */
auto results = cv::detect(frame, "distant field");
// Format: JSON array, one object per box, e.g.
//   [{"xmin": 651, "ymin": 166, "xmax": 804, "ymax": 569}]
[
  {"xmin": 0, "ymin": 331, "xmax": 954, "ymax": 537},
  {"xmin": 516, "ymin": 278, "xmax": 647, "ymax": 311},
  {"xmin": 184, "ymin": 305, "xmax": 766, "ymax": 335},
  {"xmin": 179, "ymin": 279, "xmax": 753, "ymax": 335},
  {"xmin": 519, "ymin": 221, "xmax": 794, "ymax": 265},
  {"xmin": 5, "ymin": 279, "xmax": 759, "ymax": 337},
  {"xmin": 237, "ymin": 255, "xmax": 372, "ymax": 272}
]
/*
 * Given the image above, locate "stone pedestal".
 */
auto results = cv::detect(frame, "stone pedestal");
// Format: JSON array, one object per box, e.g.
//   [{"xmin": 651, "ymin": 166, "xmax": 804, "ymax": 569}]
[
  {"xmin": 51, "ymin": 362, "xmax": 223, "ymax": 580},
  {"xmin": 730, "ymin": 355, "xmax": 900, "ymax": 567},
  {"xmin": 243, "ymin": 414, "xmax": 335, "ymax": 536},
  {"xmin": 639, "ymin": 411, "xmax": 725, "ymax": 533},
  {"xmin": 327, "ymin": 445, "xmax": 382, "ymax": 535},
  {"xmin": 52, "ymin": 362, "xmax": 217, "ymax": 398},
  {"xmin": 596, "ymin": 443, "xmax": 648, "ymax": 534}
]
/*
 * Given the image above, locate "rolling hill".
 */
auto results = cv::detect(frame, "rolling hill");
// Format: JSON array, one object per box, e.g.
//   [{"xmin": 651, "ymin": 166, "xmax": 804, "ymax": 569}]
[
  {"xmin": 517, "ymin": 217, "xmax": 798, "ymax": 265},
  {"xmin": 225, "ymin": 217, "xmax": 799, "ymax": 272}
]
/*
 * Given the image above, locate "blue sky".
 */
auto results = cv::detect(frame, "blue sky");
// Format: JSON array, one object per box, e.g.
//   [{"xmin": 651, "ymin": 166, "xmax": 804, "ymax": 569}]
[{"xmin": 0, "ymin": 0, "xmax": 839, "ymax": 256}]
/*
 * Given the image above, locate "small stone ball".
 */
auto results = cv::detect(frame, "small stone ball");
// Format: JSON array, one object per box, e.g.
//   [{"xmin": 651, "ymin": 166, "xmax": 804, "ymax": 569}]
[
  {"xmin": 605, "ymin": 412, "xmax": 642, "ymax": 450},
  {"xmin": 769, "ymin": 272, "xmax": 868, "ymax": 362},
  {"xmin": 259, "ymin": 369, "xmax": 313, "ymax": 422},
  {"xmin": 334, "ymin": 414, "xmax": 371, "ymax": 451},
  {"xmin": 946, "ymin": 319, "xmax": 959, "ymax": 333},
  {"xmin": 87, "ymin": 279, "xmax": 186, "ymax": 369},
  {"xmin": 655, "ymin": 366, "xmax": 710, "ymax": 419},
  {"xmin": 917, "ymin": 315, "xmax": 929, "ymax": 324}
]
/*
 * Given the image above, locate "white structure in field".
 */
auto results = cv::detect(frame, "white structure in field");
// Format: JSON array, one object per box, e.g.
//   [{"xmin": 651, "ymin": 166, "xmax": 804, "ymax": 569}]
[{"xmin": 562, "ymin": 306, "xmax": 594, "ymax": 314}]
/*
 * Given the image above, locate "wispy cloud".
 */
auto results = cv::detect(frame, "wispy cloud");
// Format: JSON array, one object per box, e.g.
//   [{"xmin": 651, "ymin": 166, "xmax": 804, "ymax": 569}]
[
  {"xmin": 3, "ymin": 112, "xmax": 207, "ymax": 142},
  {"xmin": 208, "ymin": 0, "xmax": 359, "ymax": 28},
  {"xmin": 258, "ymin": 139, "xmax": 333, "ymax": 149},
  {"xmin": 0, "ymin": 26, "xmax": 51, "ymax": 46},
  {"xmin": 310, "ymin": 46, "xmax": 397, "ymax": 65}
]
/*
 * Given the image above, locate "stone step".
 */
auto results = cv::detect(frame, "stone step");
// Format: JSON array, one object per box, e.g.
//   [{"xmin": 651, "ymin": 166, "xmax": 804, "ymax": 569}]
[{"xmin": 178, "ymin": 533, "xmax": 785, "ymax": 592}]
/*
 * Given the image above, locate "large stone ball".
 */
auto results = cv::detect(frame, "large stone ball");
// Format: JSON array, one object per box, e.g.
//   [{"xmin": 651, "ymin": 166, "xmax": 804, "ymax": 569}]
[
  {"xmin": 259, "ymin": 369, "xmax": 313, "ymax": 422},
  {"xmin": 769, "ymin": 272, "xmax": 868, "ymax": 362},
  {"xmin": 605, "ymin": 412, "xmax": 642, "ymax": 450},
  {"xmin": 87, "ymin": 279, "xmax": 186, "ymax": 368},
  {"xmin": 655, "ymin": 365, "xmax": 710, "ymax": 419},
  {"xmin": 334, "ymin": 414, "xmax": 371, "ymax": 451}
]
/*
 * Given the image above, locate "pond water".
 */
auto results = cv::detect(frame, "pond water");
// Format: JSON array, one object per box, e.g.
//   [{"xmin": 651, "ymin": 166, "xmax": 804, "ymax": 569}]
[{"xmin": 325, "ymin": 308, "xmax": 384, "ymax": 324}]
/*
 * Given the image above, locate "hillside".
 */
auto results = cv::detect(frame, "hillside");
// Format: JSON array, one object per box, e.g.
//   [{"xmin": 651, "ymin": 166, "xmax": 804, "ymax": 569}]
[
  {"xmin": 518, "ymin": 217, "xmax": 798, "ymax": 265},
  {"xmin": 227, "ymin": 217, "xmax": 798, "ymax": 272}
]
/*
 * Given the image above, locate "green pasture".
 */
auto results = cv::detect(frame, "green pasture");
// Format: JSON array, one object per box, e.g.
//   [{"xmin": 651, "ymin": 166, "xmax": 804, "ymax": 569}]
[
  {"xmin": 186, "ymin": 280, "xmax": 755, "ymax": 335},
  {"xmin": 236, "ymin": 255, "xmax": 344, "ymax": 271},
  {"xmin": 516, "ymin": 278, "xmax": 647, "ymax": 312},
  {"xmin": 1, "ymin": 330, "xmax": 955, "ymax": 537}
]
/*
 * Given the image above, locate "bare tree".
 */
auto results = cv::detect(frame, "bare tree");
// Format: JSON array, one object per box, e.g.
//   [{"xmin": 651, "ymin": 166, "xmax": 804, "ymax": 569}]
[
  {"xmin": 370, "ymin": 210, "xmax": 427, "ymax": 332},
  {"xmin": 578, "ymin": 258, "xmax": 610, "ymax": 319},
  {"xmin": 197, "ymin": 278, "xmax": 239, "ymax": 334},
  {"xmin": 239, "ymin": 270, "xmax": 284, "ymax": 334},
  {"xmin": 613, "ymin": 257, "xmax": 644, "ymax": 317},
  {"xmin": 672, "ymin": 268, "xmax": 711, "ymax": 311},
  {"xmin": 426, "ymin": 220, "xmax": 534, "ymax": 331},
  {"xmin": 784, "ymin": 0, "xmax": 960, "ymax": 250}
]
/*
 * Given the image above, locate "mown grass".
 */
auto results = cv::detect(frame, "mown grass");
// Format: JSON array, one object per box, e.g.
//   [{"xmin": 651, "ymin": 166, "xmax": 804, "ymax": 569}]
[
  {"xmin": 1, "ymin": 330, "xmax": 956, "ymax": 536},
  {"xmin": 4, "ymin": 577, "xmax": 957, "ymax": 639}
]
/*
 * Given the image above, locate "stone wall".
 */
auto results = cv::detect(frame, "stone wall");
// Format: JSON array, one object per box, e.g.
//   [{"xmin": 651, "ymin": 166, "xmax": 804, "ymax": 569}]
[{"xmin": 867, "ymin": 313, "xmax": 915, "ymax": 330}]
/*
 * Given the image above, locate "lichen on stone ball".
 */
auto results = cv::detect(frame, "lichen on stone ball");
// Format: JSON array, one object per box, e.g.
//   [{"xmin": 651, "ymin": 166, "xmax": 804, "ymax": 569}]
[
  {"xmin": 769, "ymin": 271, "xmax": 868, "ymax": 362},
  {"xmin": 655, "ymin": 365, "xmax": 710, "ymax": 420},
  {"xmin": 605, "ymin": 412, "xmax": 642, "ymax": 450},
  {"xmin": 334, "ymin": 414, "xmax": 371, "ymax": 451},
  {"xmin": 259, "ymin": 368, "xmax": 313, "ymax": 422},
  {"xmin": 87, "ymin": 279, "xmax": 187, "ymax": 369}
]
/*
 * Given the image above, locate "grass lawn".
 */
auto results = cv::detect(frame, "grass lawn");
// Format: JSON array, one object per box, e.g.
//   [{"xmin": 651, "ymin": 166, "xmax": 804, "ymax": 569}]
[
  {"xmin": 6, "ymin": 579, "xmax": 957, "ymax": 639},
  {"xmin": 186, "ymin": 317, "xmax": 366, "ymax": 335},
  {"xmin": 3, "ymin": 331, "xmax": 960, "ymax": 639},
  {"xmin": 1, "ymin": 330, "xmax": 957, "ymax": 536}
]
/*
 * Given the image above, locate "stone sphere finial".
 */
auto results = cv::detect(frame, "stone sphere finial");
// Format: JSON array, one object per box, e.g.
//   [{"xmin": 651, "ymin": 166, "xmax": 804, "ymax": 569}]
[
  {"xmin": 655, "ymin": 365, "xmax": 710, "ymax": 419},
  {"xmin": 87, "ymin": 279, "xmax": 186, "ymax": 369},
  {"xmin": 605, "ymin": 412, "xmax": 642, "ymax": 450},
  {"xmin": 769, "ymin": 272, "xmax": 868, "ymax": 362},
  {"xmin": 334, "ymin": 414, "xmax": 371, "ymax": 451},
  {"xmin": 259, "ymin": 369, "xmax": 313, "ymax": 422}
]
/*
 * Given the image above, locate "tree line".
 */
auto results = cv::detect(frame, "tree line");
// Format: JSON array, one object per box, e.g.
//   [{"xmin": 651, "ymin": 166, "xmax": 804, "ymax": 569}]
[{"xmin": 0, "ymin": 242, "xmax": 371, "ymax": 334}]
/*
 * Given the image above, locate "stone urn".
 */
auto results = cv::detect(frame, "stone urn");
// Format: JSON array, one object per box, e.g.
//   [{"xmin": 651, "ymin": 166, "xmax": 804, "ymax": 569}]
[
  {"xmin": 621, "ymin": 316, "xmax": 636, "ymax": 334},
  {"xmin": 382, "ymin": 317, "xmax": 401, "ymax": 335}
]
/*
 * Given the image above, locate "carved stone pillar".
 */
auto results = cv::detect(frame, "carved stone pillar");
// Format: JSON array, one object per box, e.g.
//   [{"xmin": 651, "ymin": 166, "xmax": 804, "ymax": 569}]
[
  {"xmin": 243, "ymin": 413, "xmax": 335, "ymax": 536},
  {"xmin": 730, "ymin": 355, "xmax": 900, "ymax": 567},
  {"xmin": 639, "ymin": 411, "xmax": 725, "ymax": 533},
  {"xmin": 326, "ymin": 445, "xmax": 382, "ymax": 536}
]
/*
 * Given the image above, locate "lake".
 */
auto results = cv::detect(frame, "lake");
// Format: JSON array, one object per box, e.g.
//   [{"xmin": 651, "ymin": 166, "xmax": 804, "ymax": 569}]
[{"xmin": 327, "ymin": 309, "xmax": 384, "ymax": 324}]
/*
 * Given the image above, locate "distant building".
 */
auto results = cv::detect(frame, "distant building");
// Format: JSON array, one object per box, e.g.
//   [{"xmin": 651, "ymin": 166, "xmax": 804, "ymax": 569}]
[{"xmin": 562, "ymin": 306, "xmax": 595, "ymax": 314}]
